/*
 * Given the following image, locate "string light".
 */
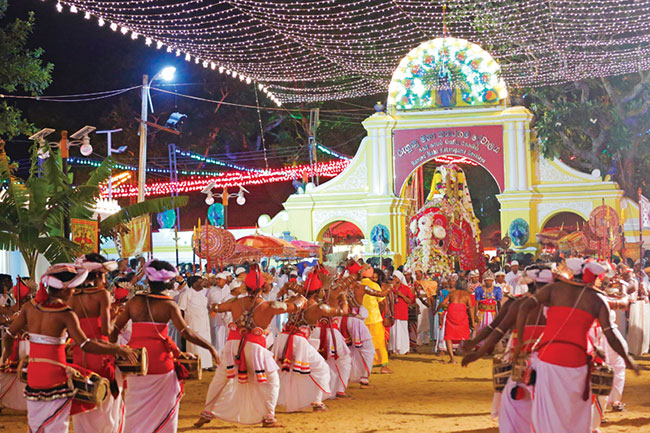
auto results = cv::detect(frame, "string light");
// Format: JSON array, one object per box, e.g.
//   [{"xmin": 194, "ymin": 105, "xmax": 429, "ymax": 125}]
[
  {"xmin": 103, "ymin": 160, "xmax": 350, "ymax": 198},
  {"xmin": 46, "ymin": 0, "xmax": 650, "ymax": 103},
  {"xmin": 173, "ymin": 148, "xmax": 263, "ymax": 172},
  {"xmin": 316, "ymin": 143, "xmax": 351, "ymax": 161}
]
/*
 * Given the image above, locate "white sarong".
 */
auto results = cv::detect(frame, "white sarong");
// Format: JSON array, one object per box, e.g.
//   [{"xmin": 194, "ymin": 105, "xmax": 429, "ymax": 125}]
[
  {"xmin": 627, "ymin": 301, "xmax": 645, "ymax": 355},
  {"xmin": 272, "ymin": 330, "xmax": 330, "ymax": 411},
  {"xmin": 498, "ymin": 377, "xmax": 533, "ymax": 433},
  {"xmin": 335, "ymin": 315, "xmax": 374, "ymax": 384},
  {"xmin": 309, "ymin": 326, "xmax": 351, "ymax": 398},
  {"xmin": 0, "ymin": 338, "xmax": 28, "ymax": 411},
  {"xmin": 178, "ymin": 288, "xmax": 213, "ymax": 368},
  {"xmin": 388, "ymin": 319, "xmax": 409, "ymax": 355},
  {"xmin": 27, "ymin": 397, "xmax": 73, "ymax": 433},
  {"xmin": 643, "ymin": 301, "xmax": 650, "ymax": 354},
  {"xmin": 202, "ymin": 338, "xmax": 280, "ymax": 424},
  {"xmin": 531, "ymin": 355, "xmax": 591, "ymax": 433},
  {"xmin": 123, "ymin": 370, "xmax": 182, "ymax": 433}
]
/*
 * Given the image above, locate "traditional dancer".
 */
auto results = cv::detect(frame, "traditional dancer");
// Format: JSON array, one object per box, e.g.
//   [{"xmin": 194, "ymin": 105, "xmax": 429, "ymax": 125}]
[
  {"xmin": 195, "ymin": 266, "xmax": 289, "ymax": 428},
  {"xmin": 272, "ymin": 268, "xmax": 345, "ymax": 411},
  {"xmin": 178, "ymin": 275, "xmax": 213, "ymax": 369},
  {"xmin": 463, "ymin": 264, "xmax": 551, "ymax": 432},
  {"xmin": 306, "ymin": 267, "xmax": 352, "ymax": 399},
  {"xmin": 3, "ymin": 264, "xmax": 135, "ymax": 433},
  {"xmin": 388, "ymin": 270, "xmax": 414, "ymax": 355},
  {"xmin": 434, "ymin": 278, "xmax": 451, "ymax": 353},
  {"xmin": 110, "ymin": 260, "xmax": 218, "ymax": 433},
  {"xmin": 0, "ymin": 277, "xmax": 32, "ymax": 412},
  {"xmin": 361, "ymin": 267, "xmax": 392, "ymax": 373},
  {"xmin": 515, "ymin": 259, "xmax": 639, "ymax": 433},
  {"xmin": 337, "ymin": 261, "xmax": 376, "ymax": 387},
  {"xmin": 437, "ymin": 280, "xmax": 475, "ymax": 363},
  {"xmin": 474, "ymin": 271, "xmax": 502, "ymax": 334},
  {"xmin": 70, "ymin": 254, "xmax": 124, "ymax": 433}
]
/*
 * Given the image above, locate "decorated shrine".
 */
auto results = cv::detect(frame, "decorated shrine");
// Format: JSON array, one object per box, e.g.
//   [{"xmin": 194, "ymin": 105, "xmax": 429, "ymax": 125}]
[{"xmin": 258, "ymin": 37, "xmax": 647, "ymax": 265}]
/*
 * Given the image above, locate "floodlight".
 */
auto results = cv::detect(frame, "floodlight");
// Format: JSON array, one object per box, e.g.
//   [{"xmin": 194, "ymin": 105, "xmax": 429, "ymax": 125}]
[
  {"xmin": 201, "ymin": 181, "xmax": 217, "ymax": 194},
  {"xmin": 205, "ymin": 194, "xmax": 215, "ymax": 205},
  {"xmin": 236, "ymin": 195, "xmax": 246, "ymax": 206},
  {"xmin": 80, "ymin": 144, "xmax": 93, "ymax": 156},
  {"xmin": 160, "ymin": 66, "xmax": 176, "ymax": 82}
]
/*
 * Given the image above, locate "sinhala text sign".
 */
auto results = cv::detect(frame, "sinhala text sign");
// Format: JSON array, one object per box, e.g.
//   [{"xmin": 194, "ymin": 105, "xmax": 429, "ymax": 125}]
[{"xmin": 393, "ymin": 125, "xmax": 504, "ymax": 194}]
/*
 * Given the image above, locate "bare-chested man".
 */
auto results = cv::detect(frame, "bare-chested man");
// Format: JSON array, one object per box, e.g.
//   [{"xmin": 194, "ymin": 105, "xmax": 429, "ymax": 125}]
[
  {"xmin": 437, "ymin": 279, "xmax": 475, "ymax": 363},
  {"xmin": 514, "ymin": 259, "xmax": 639, "ymax": 433}
]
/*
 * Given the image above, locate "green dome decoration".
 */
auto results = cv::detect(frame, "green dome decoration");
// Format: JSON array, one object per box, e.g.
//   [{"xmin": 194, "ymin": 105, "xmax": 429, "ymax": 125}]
[{"xmin": 388, "ymin": 37, "xmax": 508, "ymax": 111}]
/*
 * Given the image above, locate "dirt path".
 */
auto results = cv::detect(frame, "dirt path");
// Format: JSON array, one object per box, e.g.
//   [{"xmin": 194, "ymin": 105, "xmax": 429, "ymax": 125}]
[{"xmin": 2, "ymin": 353, "xmax": 650, "ymax": 433}]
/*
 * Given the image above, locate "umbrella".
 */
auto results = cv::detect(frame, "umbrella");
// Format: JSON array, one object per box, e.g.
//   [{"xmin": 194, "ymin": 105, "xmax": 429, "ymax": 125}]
[
  {"xmin": 225, "ymin": 244, "xmax": 265, "ymax": 265},
  {"xmin": 236, "ymin": 234, "xmax": 297, "ymax": 258},
  {"xmin": 291, "ymin": 240, "xmax": 321, "ymax": 257}
]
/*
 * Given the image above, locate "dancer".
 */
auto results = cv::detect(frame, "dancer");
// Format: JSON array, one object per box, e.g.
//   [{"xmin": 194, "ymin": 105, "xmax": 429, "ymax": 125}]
[
  {"xmin": 0, "ymin": 277, "xmax": 32, "ymax": 412},
  {"xmin": 337, "ymin": 261, "xmax": 376, "ymax": 388},
  {"xmin": 361, "ymin": 268, "xmax": 392, "ymax": 373},
  {"xmin": 515, "ymin": 259, "xmax": 639, "ymax": 433},
  {"xmin": 69, "ymin": 254, "xmax": 123, "ymax": 433},
  {"xmin": 195, "ymin": 266, "xmax": 289, "ymax": 428},
  {"xmin": 388, "ymin": 270, "xmax": 414, "ymax": 355},
  {"xmin": 3, "ymin": 264, "xmax": 135, "ymax": 433},
  {"xmin": 474, "ymin": 270, "xmax": 502, "ymax": 333},
  {"xmin": 437, "ymin": 279, "xmax": 475, "ymax": 363},
  {"xmin": 110, "ymin": 260, "xmax": 218, "ymax": 433},
  {"xmin": 463, "ymin": 265, "xmax": 551, "ymax": 432}
]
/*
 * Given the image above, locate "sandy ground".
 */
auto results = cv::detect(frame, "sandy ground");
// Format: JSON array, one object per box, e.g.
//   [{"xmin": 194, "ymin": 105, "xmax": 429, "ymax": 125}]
[{"xmin": 2, "ymin": 349, "xmax": 650, "ymax": 433}]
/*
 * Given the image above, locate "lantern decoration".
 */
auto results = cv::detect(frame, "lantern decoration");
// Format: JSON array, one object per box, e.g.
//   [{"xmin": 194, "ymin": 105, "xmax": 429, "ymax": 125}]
[{"xmin": 207, "ymin": 203, "xmax": 225, "ymax": 226}]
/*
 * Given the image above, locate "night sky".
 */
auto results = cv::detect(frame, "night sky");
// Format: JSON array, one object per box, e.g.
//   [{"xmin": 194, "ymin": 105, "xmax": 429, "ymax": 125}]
[{"xmin": 2, "ymin": 1, "xmax": 303, "ymax": 230}]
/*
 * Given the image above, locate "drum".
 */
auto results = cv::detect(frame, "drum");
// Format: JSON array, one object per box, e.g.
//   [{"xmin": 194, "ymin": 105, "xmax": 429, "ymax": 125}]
[
  {"xmin": 591, "ymin": 364, "xmax": 614, "ymax": 396},
  {"xmin": 492, "ymin": 356, "xmax": 512, "ymax": 392},
  {"xmin": 510, "ymin": 354, "xmax": 530, "ymax": 383},
  {"xmin": 17, "ymin": 357, "xmax": 109, "ymax": 405},
  {"xmin": 177, "ymin": 352, "xmax": 202, "ymax": 380},
  {"xmin": 116, "ymin": 347, "xmax": 148, "ymax": 375}
]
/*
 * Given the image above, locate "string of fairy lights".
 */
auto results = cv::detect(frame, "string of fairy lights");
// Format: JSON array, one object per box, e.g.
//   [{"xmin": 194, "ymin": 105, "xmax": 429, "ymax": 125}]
[{"xmin": 47, "ymin": 0, "xmax": 650, "ymax": 103}]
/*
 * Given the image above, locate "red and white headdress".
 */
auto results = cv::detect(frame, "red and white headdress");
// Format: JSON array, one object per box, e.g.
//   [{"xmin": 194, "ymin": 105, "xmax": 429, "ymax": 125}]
[
  {"xmin": 74, "ymin": 255, "xmax": 118, "ymax": 273},
  {"xmin": 144, "ymin": 261, "xmax": 178, "ymax": 282}
]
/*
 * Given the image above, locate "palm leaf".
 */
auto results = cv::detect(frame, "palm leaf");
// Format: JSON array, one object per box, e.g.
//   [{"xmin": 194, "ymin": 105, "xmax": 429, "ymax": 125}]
[
  {"xmin": 85, "ymin": 157, "xmax": 114, "ymax": 187},
  {"xmin": 33, "ymin": 236, "xmax": 80, "ymax": 264},
  {"xmin": 99, "ymin": 196, "xmax": 189, "ymax": 235}
]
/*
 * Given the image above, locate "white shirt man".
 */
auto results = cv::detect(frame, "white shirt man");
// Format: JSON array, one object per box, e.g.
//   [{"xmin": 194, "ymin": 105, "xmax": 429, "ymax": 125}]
[
  {"xmin": 207, "ymin": 273, "xmax": 231, "ymax": 353},
  {"xmin": 505, "ymin": 261, "xmax": 529, "ymax": 296},
  {"xmin": 178, "ymin": 276, "xmax": 213, "ymax": 369}
]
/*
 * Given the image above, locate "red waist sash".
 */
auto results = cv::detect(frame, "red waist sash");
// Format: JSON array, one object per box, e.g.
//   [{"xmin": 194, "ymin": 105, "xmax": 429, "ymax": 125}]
[
  {"xmin": 538, "ymin": 306, "xmax": 594, "ymax": 367},
  {"xmin": 317, "ymin": 319, "xmax": 339, "ymax": 360},
  {"xmin": 28, "ymin": 343, "xmax": 68, "ymax": 389},
  {"xmin": 73, "ymin": 316, "xmax": 114, "ymax": 380},
  {"xmin": 279, "ymin": 328, "xmax": 309, "ymax": 372},
  {"xmin": 228, "ymin": 325, "xmax": 267, "ymax": 382}
]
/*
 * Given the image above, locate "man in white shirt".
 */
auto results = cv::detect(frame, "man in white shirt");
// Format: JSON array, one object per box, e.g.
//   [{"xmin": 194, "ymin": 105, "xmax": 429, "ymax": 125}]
[
  {"xmin": 178, "ymin": 275, "xmax": 213, "ymax": 369},
  {"xmin": 207, "ymin": 273, "xmax": 231, "ymax": 354},
  {"xmin": 494, "ymin": 271, "xmax": 512, "ymax": 299},
  {"xmin": 505, "ymin": 260, "xmax": 520, "ymax": 288}
]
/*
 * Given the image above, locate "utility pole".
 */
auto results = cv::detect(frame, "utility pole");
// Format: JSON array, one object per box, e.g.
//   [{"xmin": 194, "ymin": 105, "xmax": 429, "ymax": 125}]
[
  {"xmin": 138, "ymin": 74, "xmax": 148, "ymax": 203},
  {"xmin": 59, "ymin": 131, "xmax": 70, "ymax": 239},
  {"xmin": 308, "ymin": 108, "xmax": 320, "ymax": 185}
]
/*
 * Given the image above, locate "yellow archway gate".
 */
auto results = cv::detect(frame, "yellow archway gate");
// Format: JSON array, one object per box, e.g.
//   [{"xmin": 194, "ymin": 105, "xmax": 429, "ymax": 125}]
[{"xmin": 258, "ymin": 37, "xmax": 636, "ymax": 264}]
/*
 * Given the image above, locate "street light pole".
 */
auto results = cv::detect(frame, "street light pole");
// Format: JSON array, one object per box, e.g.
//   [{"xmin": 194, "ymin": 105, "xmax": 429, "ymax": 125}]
[
  {"xmin": 138, "ymin": 74, "xmax": 149, "ymax": 203},
  {"xmin": 96, "ymin": 128, "xmax": 122, "ymax": 201}
]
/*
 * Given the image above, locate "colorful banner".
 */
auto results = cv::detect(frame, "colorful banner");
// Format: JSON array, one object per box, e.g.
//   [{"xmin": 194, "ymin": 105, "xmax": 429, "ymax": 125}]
[
  {"xmin": 119, "ymin": 215, "xmax": 152, "ymax": 258},
  {"xmin": 70, "ymin": 218, "xmax": 98, "ymax": 254},
  {"xmin": 393, "ymin": 125, "xmax": 504, "ymax": 194}
]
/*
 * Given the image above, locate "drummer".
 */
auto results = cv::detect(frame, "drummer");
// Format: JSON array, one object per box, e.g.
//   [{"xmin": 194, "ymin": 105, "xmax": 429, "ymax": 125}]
[
  {"xmin": 69, "ymin": 254, "xmax": 122, "ymax": 433},
  {"xmin": 109, "ymin": 259, "xmax": 219, "ymax": 433},
  {"xmin": 0, "ymin": 264, "xmax": 136, "ymax": 433}
]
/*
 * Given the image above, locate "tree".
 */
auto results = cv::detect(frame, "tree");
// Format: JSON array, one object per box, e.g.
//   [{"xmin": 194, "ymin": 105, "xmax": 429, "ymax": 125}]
[
  {"xmin": 0, "ymin": 0, "xmax": 53, "ymax": 138},
  {"xmin": 528, "ymin": 75, "xmax": 650, "ymax": 197},
  {"xmin": 0, "ymin": 140, "xmax": 188, "ymax": 278}
]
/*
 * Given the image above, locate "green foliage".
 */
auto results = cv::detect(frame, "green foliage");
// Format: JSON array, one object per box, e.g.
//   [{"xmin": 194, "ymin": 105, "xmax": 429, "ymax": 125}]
[
  {"xmin": 0, "ymin": 139, "xmax": 188, "ymax": 278},
  {"xmin": 0, "ymin": 0, "xmax": 53, "ymax": 138}
]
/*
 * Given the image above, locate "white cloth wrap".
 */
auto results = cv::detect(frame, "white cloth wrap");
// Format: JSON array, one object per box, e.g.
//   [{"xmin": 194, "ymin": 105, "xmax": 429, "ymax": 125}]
[
  {"xmin": 334, "ymin": 316, "xmax": 374, "ymax": 384},
  {"xmin": 178, "ymin": 288, "xmax": 213, "ymax": 368},
  {"xmin": 308, "ymin": 326, "xmax": 351, "ymax": 398},
  {"xmin": 27, "ymin": 397, "xmax": 73, "ymax": 433},
  {"xmin": 388, "ymin": 319, "xmax": 409, "ymax": 355},
  {"xmin": 202, "ymin": 337, "xmax": 280, "ymax": 424},
  {"xmin": 498, "ymin": 377, "xmax": 534, "ymax": 433},
  {"xmin": 272, "ymin": 331, "xmax": 330, "ymax": 412},
  {"xmin": 627, "ymin": 301, "xmax": 646, "ymax": 355},
  {"xmin": 123, "ymin": 370, "xmax": 182, "ymax": 433},
  {"xmin": 531, "ymin": 354, "xmax": 591, "ymax": 433}
]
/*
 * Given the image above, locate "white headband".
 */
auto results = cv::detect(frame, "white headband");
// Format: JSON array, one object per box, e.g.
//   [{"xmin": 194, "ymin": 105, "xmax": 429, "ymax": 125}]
[{"xmin": 41, "ymin": 265, "xmax": 89, "ymax": 289}]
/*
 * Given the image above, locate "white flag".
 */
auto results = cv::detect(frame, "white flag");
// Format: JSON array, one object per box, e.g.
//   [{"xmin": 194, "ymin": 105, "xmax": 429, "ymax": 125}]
[{"xmin": 640, "ymin": 195, "xmax": 650, "ymax": 230}]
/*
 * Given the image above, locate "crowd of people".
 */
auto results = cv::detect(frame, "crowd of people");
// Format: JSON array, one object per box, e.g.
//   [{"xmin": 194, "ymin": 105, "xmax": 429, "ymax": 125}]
[{"xmin": 0, "ymin": 251, "xmax": 646, "ymax": 433}]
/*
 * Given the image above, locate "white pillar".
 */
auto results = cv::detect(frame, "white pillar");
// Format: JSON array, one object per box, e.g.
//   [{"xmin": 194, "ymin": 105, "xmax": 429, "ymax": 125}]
[
  {"xmin": 378, "ymin": 128, "xmax": 388, "ymax": 195},
  {"xmin": 516, "ymin": 121, "xmax": 527, "ymax": 190},
  {"xmin": 371, "ymin": 129, "xmax": 380, "ymax": 195},
  {"xmin": 506, "ymin": 122, "xmax": 517, "ymax": 191}
]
